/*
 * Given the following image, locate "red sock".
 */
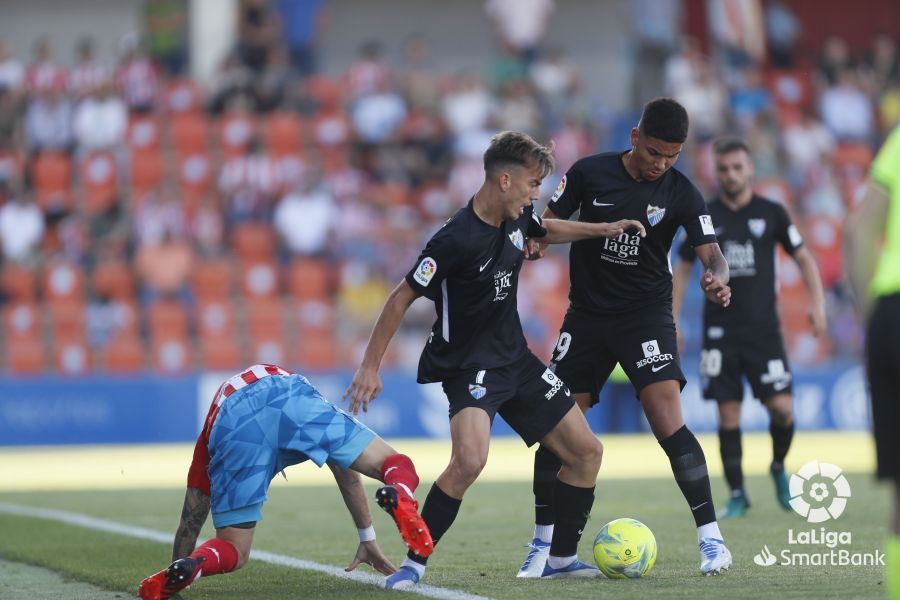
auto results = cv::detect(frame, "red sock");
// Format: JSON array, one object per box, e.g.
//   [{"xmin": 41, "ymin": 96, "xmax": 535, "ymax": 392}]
[
  {"xmin": 381, "ymin": 454, "xmax": 419, "ymax": 494},
  {"xmin": 187, "ymin": 538, "xmax": 239, "ymax": 582}
]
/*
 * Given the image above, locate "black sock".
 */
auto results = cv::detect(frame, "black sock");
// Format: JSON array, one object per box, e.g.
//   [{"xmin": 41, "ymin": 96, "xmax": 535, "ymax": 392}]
[
  {"xmin": 770, "ymin": 420, "xmax": 794, "ymax": 468},
  {"xmin": 550, "ymin": 480, "xmax": 594, "ymax": 558},
  {"xmin": 534, "ymin": 445, "xmax": 561, "ymax": 526},
  {"xmin": 718, "ymin": 427, "xmax": 744, "ymax": 494},
  {"xmin": 660, "ymin": 425, "xmax": 717, "ymax": 527},
  {"xmin": 407, "ymin": 483, "xmax": 461, "ymax": 565}
]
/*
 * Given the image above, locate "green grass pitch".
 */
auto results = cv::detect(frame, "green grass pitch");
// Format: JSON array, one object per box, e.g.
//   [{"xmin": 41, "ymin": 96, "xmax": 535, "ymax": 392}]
[{"xmin": 0, "ymin": 471, "xmax": 890, "ymax": 599}]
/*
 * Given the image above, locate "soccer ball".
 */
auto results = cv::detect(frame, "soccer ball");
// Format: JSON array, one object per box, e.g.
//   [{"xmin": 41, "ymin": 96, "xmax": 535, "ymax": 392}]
[{"xmin": 592, "ymin": 518, "xmax": 657, "ymax": 579}]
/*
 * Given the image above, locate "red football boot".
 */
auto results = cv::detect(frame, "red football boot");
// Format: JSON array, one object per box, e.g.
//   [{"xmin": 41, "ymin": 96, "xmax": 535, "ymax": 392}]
[
  {"xmin": 138, "ymin": 556, "xmax": 205, "ymax": 600},
  {"xmin": 375, "ymin": 485, "xmax": 434, "ymax": 557}
]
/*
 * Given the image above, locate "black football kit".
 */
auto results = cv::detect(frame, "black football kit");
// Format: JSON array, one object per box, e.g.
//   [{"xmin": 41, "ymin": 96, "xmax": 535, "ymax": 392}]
[
  {"xmin": 405, "ymin": 199, "xmax": 574, "ymax": 445},
  {"xmin": 678, "ymin": 195, "xmax": 803, "ymax": 401},
  {"xmin": 546, "ymin": 152, "xmax": 718, "ymax": 400}
]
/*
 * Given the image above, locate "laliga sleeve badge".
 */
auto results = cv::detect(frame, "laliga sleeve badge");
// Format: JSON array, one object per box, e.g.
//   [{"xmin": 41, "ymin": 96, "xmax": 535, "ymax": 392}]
[
  {"xmin": 550, "ymin": 175, "xmax": 566, "ymax": 202},
  {"xmin": 413, "ymin": 257, "xmax": 437, "ymax": 286}
]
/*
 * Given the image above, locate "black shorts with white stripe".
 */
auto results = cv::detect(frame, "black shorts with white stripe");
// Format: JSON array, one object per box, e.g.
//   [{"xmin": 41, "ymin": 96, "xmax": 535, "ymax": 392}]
[{"xmin": 440, "ymin": 351, "xmax": 575, "ymax": 446}]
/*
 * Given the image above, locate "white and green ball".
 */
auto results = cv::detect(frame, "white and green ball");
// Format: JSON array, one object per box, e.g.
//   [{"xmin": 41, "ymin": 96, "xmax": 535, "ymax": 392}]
[{"xmin": 592, "ymin": 518, "xmax": 657, "ymax": 579}]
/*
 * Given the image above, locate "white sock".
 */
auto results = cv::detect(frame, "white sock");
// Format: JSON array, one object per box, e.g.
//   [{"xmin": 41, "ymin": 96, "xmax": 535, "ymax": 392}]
[
  {"xmin": 547, "ymin": 554, "xmax": 576, "ymax": 569},
  {"xmin": 401, "ymin": 557, "xmax": 426, "ymax": 578},
  {"xmin": 698, "ymin": 522, "xmax": 723, "ymax": 542},
  {"xmin": 534, "ymin": 524, "xmax": 554, "ymax": 544}
]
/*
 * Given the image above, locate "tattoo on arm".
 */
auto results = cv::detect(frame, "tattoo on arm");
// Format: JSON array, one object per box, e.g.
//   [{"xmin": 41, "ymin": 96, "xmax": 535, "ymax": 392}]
[{"xmin": 172, "ymin": 487, "xmax": 211, "ymax": 561}]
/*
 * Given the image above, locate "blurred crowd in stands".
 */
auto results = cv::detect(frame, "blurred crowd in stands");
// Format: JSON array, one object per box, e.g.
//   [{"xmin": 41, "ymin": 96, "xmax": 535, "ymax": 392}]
[{"xmin": 0, "ymin": 0, "xmax": 896, "ymax": 375}]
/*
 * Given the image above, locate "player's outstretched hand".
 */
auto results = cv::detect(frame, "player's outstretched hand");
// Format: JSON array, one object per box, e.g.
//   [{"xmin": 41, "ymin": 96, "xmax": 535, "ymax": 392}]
[
  {"xmin": 343, "ymin": 365, "xmax": 382, "ymax": 414},
  {"xmin": 524, "ymin": 237, "xmax": 545, "ymax": 260},
  {"xmin": 600, "ymin": 219, "xmax": 646, "ymax": 239},
  {"xmin": 345, "ymin": 540, "xmax": 397, "ymax": 575},
  {"xmin": 701, "ymin": 272, "xmax": 731, "ymax": 307}
]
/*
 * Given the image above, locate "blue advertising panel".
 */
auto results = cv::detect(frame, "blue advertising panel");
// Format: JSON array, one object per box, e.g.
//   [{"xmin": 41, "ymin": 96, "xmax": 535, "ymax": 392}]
[
  {"xmin": 0, "ymin": 375, "xmax": 197, "ymax": 445},
  {"xmin": 0, "ymin": 363, "xmax": 871, "ymax": 447}
]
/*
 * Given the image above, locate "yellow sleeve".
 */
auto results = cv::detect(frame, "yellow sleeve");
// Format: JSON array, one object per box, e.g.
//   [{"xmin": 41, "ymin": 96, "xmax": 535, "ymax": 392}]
[{"xmin": 871, "ymin": 126, "xmax": 900, "ymax": 193}]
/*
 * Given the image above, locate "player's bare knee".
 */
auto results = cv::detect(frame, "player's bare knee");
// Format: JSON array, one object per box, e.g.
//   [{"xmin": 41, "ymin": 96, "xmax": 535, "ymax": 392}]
[
  {"xmin": 718, "ymin": 402, "xmax": 741, "ymax": 429},
  {"xmin": 768, "ymin": 407, "xmax": 793, "ymax": 427},
  {"xmin": 449, "ymin": 452, "xmax": 487, "ymax": 486},
  {"xmin": 585, "ymin": 437, "xmax": 604, "ymax": 471},
  {"xmin": 561, "ymin": 436, "xmax": 603, "ymax": 473},
  {"xmin": 764, "ymin": 397, "xmax": 793, "ymax": 426}
]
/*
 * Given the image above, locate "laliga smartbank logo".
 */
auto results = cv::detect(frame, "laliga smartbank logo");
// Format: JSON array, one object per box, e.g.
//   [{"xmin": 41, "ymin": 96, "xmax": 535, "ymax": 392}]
[
  {"xmin": 752, "ymin": 461, "xmax": 884, "ymax": 568},
  {"xmin": 788, "ymin": 460, "xmax": 850, "ymax": 523}
]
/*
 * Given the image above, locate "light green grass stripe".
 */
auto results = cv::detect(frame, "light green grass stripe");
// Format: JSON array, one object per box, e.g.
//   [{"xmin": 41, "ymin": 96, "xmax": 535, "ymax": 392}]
[{"xmin": 0, "ymin": 501, "xmax": 493, "ymax": 600}]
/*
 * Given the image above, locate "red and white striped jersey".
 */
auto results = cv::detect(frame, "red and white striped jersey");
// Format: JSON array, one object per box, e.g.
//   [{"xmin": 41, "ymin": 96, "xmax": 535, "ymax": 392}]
[
  {"xmin": 115, "ymin": 58, "xmax": 159, "ymax": 110},
  {"xmin": 25, "ymin": 61, "xmax": 67, "ymax": 93},
  {"xmin": 69, "ymin": 62, "xmax": 110, "ymax": 98},
  {"xmin": 187, "ymin": 364, "xmax": 293, "ymax": 495}
]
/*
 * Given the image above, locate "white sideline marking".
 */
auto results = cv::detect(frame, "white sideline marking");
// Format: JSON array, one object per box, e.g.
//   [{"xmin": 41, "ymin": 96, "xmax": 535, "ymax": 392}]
[{"xmin": 0, "ymin": 502, "xmax": 493, "ymax": 600}]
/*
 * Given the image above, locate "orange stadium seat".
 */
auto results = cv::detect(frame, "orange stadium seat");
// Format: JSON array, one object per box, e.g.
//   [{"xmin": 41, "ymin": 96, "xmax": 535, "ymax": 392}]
[
  {"xmin": 170, "ymin": 112, "xmax": 209, "ymax": 156},
  {"xmin": 100, "ymin": 332, "xmax": 146, "ymax": 373},
  {"xmin": 46, "ymin": 302, "xmax": 87, "ymax": 341},
  {"xmin": 304, "ymin": 75, "xmax": 343, "ymax": 109},
  {"xmin": 129, "ymin": 149, "xmax": 165, "ymax": 198},
  {"xmin": 292, "ymin": 298, "xmax": 334, "ymax": 335},
  {"xmin": 293, "ymin": 328, "xmax": 337, "ymax": 370},
  {"xmin": 31, "ymin": 151, "xmax": 73, "ymax": 210},
  {"xmin": 200, "ymin": 333, "xmax": 244, "ymax": 371},
  {"xmin": 147, "ymin": 300, "xmax": 190, "ymax": 339},
  {"xmin": 197, "ymin": 298, "xmax": 237, "ymax": 338},
  {"xmin": 42, "ymin": 260, "xmax": 85, "ymax": 305},
  {"xmin": 239, "ymin": 260, "xmax": 280, "ymax": 299},
  {"xmin": 310, "ymin": 109, "xmax": 352, "ymax": 149},
  {"xmin": 287, "ymin": 258, "xmax": 330, "ymax": 300},
  {"xmin": 191, "ymin": 257, "xmax": 234, "ymax": 300},
  {"xmin": 52, "ymin": 333, "xmax": 91, "ymax": 375},
  {"xmin": 262, "ymin": 111, "xmax": 305, "ymax": 156},
  {"xmin": 176, "ymin": 153, "xmax": 213, "ymax": 204},
  {"xmin": 218, "ymin": 112, "xmax": 257, "ymax": 158},
  {"xmin": 163, "ymin": 78, "xmax": 204, "ymax": 114},
  {"xmin": 6, "ymin": 336, "xmax": 46, "ymax": 374},
  {"xmin": 127, "ymin": 115, "xmax": 162, "ymax": 152},
  {"xmin": 232, "ymin": 222, "xmax": 276, "ymax": 261},
  {"xmin": 80, "ymin": 151, "xmax": 118, "ymax": 214},
  {"xmin": 766, "ymin": 68, "xmax": 814, "ymax": 112},
  {"xmin": 151, "ymin": 335, "xmax": 193, "ymax": 373},
  {"xmin": 249, "ymin": 335, "xmax": 289, "ymax": 367},
  {"xmin": 91, "ymin": 260, "xmax": 136, "ymax": 301},
  {"xmin": 2, "ymin": 301, "xmax": 41, "ymax": 342},
  {"xmin": 245, "ymin": 297, "xmax": 286, "ymax": 339},
  {"xmin": 1, "ymin": 264, "xmax": 38, "ymax": 301}
]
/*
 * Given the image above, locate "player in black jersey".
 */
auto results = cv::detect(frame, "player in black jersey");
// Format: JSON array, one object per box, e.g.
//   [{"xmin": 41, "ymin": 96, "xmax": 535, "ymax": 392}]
[
  {"xmin": 344, "ymin": 131, "xmax": 645, "ymax": 588},
  {"xmin": 673, "ymin": 138, "xmax": 826, "ymax": 520},
  {"xmin": 521, "ymin": 98, "xmax": 734, "ymax": 577}
]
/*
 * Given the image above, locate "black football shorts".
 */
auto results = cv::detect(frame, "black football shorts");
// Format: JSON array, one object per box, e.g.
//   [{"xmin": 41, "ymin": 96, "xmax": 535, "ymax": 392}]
[
  {"xmin": 866, "ymin": 293, "xmax": 900, "ymax": 482},
  {"xmin": 699, "ymin": 325, "xmax": 793, "ymax": 402},
  {"xmin": 550, "ymin": 305, "xmax": 686, "ymax": 406},
  {"xmin": 441, "ymin": 351, "xmax": 575, "ymax": 446}
]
